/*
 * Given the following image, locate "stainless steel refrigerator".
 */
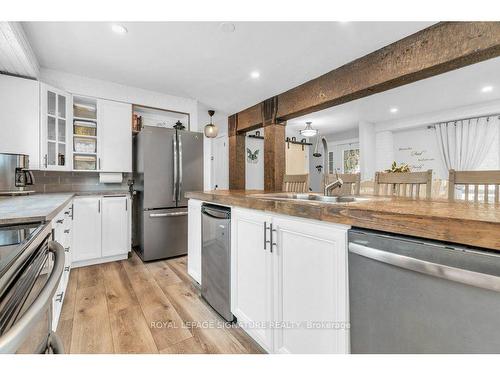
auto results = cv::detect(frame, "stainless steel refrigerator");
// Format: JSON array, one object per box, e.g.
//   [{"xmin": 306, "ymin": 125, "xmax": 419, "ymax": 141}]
[{"xmin": 133, "ymin": 126, "xmax": 203, "ymax": 261}]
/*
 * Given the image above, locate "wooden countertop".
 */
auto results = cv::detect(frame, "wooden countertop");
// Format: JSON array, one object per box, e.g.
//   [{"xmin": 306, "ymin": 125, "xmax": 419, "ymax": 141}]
[{"xmin": 185, "ymin": 190, "xmax": 500, "ymax": 251}]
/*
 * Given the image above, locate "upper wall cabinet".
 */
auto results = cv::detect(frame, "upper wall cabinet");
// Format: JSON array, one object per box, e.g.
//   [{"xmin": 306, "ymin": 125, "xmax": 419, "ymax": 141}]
[
  {"xmin": 40, "ymin": 83, "xmax": 71, "ymax": 170},
  {"xmin": 98, "ymin": 99, "xmax": 132, "ymax": 173},
  {"xmin": 0, "ymin": 74, "xmax": 40, "ymax": 168}
]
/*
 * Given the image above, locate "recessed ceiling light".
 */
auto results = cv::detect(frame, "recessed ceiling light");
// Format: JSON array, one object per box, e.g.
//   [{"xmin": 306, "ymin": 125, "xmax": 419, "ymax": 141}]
[
  {"xmin": 111, "ymin": 24, "xmax": 128, "ymax": 34},
  {"xmin": 390, "ymin": 107, "xmax": 399, "ymax": 113},
  {"xmin": 482, "ymin": 85, "xmax": 494, "ymax": 93},
  {"xmin": 250, "ymin": 71, "xmax": 260, "ymax": 79},
  {"xmin": 219, "ymin": 23, "xmax": 236, "ymax": 33}
]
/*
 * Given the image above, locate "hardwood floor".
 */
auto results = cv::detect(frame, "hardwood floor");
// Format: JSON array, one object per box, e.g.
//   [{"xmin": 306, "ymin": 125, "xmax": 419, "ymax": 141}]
[{"xmin": 57, "ymin": 252, "xmax": 265, "ymax": 354}]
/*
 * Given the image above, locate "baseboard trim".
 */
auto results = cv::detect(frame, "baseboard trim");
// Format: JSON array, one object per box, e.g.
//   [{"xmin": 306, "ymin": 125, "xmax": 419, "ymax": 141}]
[{"xmin": 71, "ymin": 253, "xmax": 128, "ymax": 268}]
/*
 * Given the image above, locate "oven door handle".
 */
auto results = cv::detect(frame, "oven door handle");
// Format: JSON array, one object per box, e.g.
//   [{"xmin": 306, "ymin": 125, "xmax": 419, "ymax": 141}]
[
  {"xmin": 349, "ymin": 242, "xmax": 500, "ymax": 293},
  {"xmin": 0, "ymin": 241, "xmax": 65, "ymax": 354}
]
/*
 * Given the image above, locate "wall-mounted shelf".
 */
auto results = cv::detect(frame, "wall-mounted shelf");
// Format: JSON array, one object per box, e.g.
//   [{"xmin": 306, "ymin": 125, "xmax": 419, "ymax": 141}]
[
  {"xmin": 247, "ymin": 134, "xmax": 313, "ymax": 151},
  {"xmin": 73, "ymin": 96, "xmax": 98, "ymax": 170},
  {"xmin": 247, "ymin": 134, "xmax": 264, "ymax": 140}
]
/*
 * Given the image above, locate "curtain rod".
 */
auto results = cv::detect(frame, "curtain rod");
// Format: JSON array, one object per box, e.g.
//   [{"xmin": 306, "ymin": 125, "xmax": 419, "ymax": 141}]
[{"xmin": 427, "ymin": 113, "xmax": 500, "ymax": 129}]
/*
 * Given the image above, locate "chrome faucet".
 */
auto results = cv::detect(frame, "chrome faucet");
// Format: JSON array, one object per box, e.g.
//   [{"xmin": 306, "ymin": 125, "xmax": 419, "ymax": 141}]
[{"xmin": 324, "ymin": 170, "xmax": 343, "ymax": 196}]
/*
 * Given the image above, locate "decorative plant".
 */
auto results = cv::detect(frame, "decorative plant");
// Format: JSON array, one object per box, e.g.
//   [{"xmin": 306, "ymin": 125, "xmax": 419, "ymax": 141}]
[{"xmin": 385, "ymin": 161, "xmax": 410, "ymax": 173}]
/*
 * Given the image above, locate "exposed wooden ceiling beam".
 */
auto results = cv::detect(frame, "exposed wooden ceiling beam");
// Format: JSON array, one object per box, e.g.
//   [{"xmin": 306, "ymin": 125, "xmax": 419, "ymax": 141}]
[{"xmin": 233, "ymin": 22, "xmax": 500, "ymax": 132}]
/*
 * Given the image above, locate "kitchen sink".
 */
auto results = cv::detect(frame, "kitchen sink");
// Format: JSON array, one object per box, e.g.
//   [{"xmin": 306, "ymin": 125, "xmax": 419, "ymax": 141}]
[{"xmin": 250, "ymin": 193, "xmax": 359, "ymax": 203}]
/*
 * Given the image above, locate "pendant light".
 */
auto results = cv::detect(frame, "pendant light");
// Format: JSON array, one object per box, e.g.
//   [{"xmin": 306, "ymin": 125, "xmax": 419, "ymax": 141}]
[
  {"xmin": 204, "ymin": 110, "xmax": 218, "ymax": 138},
  {"xmin": 299, "ymin": 121, "xmax": 318, "ymax": 137}
]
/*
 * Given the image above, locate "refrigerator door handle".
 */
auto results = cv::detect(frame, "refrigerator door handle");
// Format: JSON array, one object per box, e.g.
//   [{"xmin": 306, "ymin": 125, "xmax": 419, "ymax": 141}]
[
  {"xmin": 149, "ymin": 211, "xmax": 188, "ymax": 218},
  {"xmin": 173, "ymin": 136, "xmax": 178, "ymax": 202},
  {"xmin": 178, "ymin": 133, "xmax": 183, "ymax": 202}
]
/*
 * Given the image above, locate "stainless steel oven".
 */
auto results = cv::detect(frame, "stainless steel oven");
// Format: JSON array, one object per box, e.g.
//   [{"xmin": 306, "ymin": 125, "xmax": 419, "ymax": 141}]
[{"xmin": 0, "ymin": 222, "xmax": 64, "ymax": 354}]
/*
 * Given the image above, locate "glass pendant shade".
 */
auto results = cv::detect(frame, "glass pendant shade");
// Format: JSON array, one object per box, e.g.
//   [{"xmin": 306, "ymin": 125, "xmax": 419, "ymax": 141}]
[
  {"xmin": 299, "ymin": 121, "xmax": 318, "ymax": 137},
  {"xmin": 204, "ymin": 110, "xmax": 218, "ymax": 138}
]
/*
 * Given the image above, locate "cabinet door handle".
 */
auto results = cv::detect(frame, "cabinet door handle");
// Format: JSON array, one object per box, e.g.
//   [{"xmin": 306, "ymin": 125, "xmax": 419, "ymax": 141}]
[
  {"xmin": 44, "ymin": 154, "xmax": 48, "ymax": 168},
  {"xmin": 56, "ymin": 219, "xmax": 64, "ymax": 224},
  {"xmin": 264, "ymin": 221, "xmax": 271, "ymax": 251},
  {"xmin": 125, "ymin": 199, "xmax": 128, "ymax": 211},
  {"xmin": 64, "ymin": 247, "xmax": 70, "ymax": 252},
  {"xmin": 98, "ymin": 157, "xmax": 101, "ymax": 170},
  {"xmin": 98, "ymin": 200, "xmax": 101, "ymax": 213},
  {"xmin": 64, "ymin": 266, "xmax": 70, "ymax": 272},
  {"xmin": 64, "ymin": 229, "xmax": 70, "ymax": 234}
]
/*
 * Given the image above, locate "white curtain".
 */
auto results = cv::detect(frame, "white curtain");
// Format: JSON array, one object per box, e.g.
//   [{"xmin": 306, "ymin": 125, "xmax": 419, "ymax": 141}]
[{"xmin": 434, "ymin": 116, "xmax": 499, "ymax": 171}]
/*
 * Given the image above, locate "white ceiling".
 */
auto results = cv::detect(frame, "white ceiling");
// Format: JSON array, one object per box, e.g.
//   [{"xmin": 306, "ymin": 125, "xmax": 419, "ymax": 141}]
[
  {"xmin": 21, "ymin": 21, "xmax": 433, "ymax": 114},
  {"xmin": 287, "ymin": 56, "xmax": 500, "ymax": 135}
]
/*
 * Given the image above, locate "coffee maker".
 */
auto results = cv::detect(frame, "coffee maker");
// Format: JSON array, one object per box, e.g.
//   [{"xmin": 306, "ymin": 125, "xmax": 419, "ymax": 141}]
[{"xmin": 0, "ymin": 153, "xmax": 35, "ymax": 196}]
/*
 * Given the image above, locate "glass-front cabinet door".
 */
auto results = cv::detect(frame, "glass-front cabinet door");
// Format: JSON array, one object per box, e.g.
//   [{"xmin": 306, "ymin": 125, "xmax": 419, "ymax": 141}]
[{"xmin": 40, "ymin": 84, "xmax": 71, "ymax": 170}]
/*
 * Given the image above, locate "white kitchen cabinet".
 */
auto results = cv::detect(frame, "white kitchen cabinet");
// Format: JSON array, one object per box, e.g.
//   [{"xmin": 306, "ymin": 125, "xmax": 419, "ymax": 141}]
[
  {"xmin": 0, "ymin": 74, "xmax": 40, "ymax": 168},
  {"xmin": 272, "ymin": 214, "xmax": 349, "ymax": 354},
  {"xmin": 98, "ymin": 99, "xmax": 132, "ymax": 172},
  {"xmin": 230, "ymin": 207, "xmax": 350, "ymax": 354},
  {"xmin": 72, "ymin": 196, "xmax": 102, "ymax": 263},
  {"xmin": 102, "ymin": 195, "xmax": 129, "ymax": 257},
  {"xmin": 231, "ymin": 207, "xmax": 274, "ymax": 352},
  {"xmin": 187, "ymin": 199, "xmax": 203, "ymax": 284},
  {"xmin": 40, "ymin": 83, "xmax": 71, "ymax": 170},
  {"xmin": 72, "ymin": 195, "xmax": 130, "ymax": 267}
]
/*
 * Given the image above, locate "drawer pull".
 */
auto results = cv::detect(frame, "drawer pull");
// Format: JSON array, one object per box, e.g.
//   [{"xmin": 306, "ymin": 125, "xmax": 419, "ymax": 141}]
[
  {"xmin": 64, "ymin": 229, "xmax": 70, "ymax": 234},
  {"xmin": 55, "ymin": 292, "xmax": 64, "ymax": 303},
  {"xmin": 64, "ymin": 266, "xmax": 70, "ymax": 272},
  {"xmin": 64, "ymin": 247, "xmax": 70, "ymax": 252},
  {"xmin": 56, "ymin": 219, "xmax": 64, "ymax": 224}
]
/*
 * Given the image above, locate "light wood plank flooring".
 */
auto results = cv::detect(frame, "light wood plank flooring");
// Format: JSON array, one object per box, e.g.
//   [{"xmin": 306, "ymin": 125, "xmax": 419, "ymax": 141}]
[{"xmin": 57, "ymin": 252, "xmax": 265, "ymax": 354}]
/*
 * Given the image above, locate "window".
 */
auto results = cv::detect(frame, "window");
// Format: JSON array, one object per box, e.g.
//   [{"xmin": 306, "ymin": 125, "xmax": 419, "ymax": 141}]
[{"xmin": 328, "ymin": 151, "xmax": 334, "ymax": 173}]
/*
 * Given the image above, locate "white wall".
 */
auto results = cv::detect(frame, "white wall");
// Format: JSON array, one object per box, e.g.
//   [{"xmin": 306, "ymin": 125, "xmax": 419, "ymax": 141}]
[
  {"xmin": 374, "ymin": 100, "xmax": 500, "ymax": 179},
  {"xmin": 41, "ymin": 68, "xmax": 198, "ymax": 126},
  {"xmin": 374, "ymin": 131, "xmax": 394, "ymax": 173},
  {"xmin": 197, "ymin": 102, "xmax": 228, "ymax": 190},
  {"xmin": 359, "ymin": 121, "xmax": 376, "ymax": 181},
  {"xmin": 392, "ymin": 127, "xmax": 445, "ymax": 178}
]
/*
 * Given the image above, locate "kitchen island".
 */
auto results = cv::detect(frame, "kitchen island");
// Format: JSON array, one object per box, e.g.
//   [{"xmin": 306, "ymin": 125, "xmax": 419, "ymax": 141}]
[{"xmin": 186, "ymin": 190, "xmax": 500, "ymax": 354}]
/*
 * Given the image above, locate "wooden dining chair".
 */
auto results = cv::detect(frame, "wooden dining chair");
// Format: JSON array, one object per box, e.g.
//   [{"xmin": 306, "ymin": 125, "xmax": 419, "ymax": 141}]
[
  {"xmin": 448, "ymin": 169, "xmax": 500, "ymax": 203},
  {"xmin": 322, "ymin": 173, "xmax": 361, "ymax": 195},
  {"xmin": 374, "ymin": 170, "xmax": 433, "ymax": 199},
  {"xmin": 282, "ymin": 174, "xmax": 309, "ymax": 193}
]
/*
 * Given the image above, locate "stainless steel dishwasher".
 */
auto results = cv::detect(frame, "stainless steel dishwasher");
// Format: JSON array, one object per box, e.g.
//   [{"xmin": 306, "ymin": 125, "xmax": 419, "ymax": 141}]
[
  {"xmin": 201, "ymin": 204, "xmax": 233, "ymax": 322},
  {"xmin": 349, "ymin": 228, "xmax": 500, "ymax": 354}
]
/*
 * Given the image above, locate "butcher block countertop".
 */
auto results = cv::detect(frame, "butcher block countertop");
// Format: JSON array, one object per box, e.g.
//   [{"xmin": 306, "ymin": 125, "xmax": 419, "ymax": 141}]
[{"xmin": 185, "ymin": 190, "xmax": 500, "ymax": 251}]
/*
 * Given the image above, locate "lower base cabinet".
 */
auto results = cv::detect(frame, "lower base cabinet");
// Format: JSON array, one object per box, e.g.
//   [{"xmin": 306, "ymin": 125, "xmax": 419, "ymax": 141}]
[
  {"xmin": 231, "ymin": 207, "xmax": 350, "ymax": 354},
  {"xmin": 231, "ymin": 208, "xmax": 274, "ymax": 352},
  {"xmin": 272, "ymin": 215, "xmax": 349, "ymax": 354},
  {"xmin": 72, "ymin": 195, "xmax": 130, "ymax": 267}
]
